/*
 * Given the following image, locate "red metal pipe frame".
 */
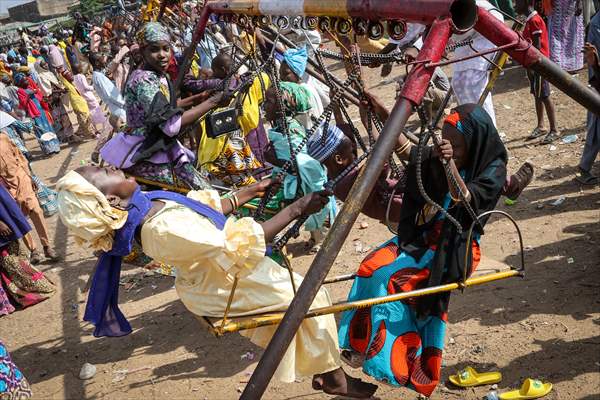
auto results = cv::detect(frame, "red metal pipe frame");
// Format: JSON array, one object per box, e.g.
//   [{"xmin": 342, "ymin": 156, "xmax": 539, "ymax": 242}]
[
  {"xmin": 171, "ymin": 2, "xmax": 600, "ymax": 398},
  {"xmin": 474, "ymin": 6, "xmax": 600, "ymax": 114}
]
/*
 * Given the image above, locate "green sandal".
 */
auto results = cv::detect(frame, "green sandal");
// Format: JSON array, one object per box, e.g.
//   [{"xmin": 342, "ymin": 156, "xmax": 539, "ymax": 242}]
[
  {"xmin": 526, "ymin": 127, "xmax": 546, "ymax": 140},
  {"xmin": 540, "ymin": 130, "xmax": 560, "ymax": 144}
]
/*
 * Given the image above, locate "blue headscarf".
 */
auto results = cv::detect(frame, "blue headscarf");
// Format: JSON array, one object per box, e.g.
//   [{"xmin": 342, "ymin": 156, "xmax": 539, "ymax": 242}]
[{"xmin": 283, "ymin": 45, "xmax": 308, "ymax": 78}]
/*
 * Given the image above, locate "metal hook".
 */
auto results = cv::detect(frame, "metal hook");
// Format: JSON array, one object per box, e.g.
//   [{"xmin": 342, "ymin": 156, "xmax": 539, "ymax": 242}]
[
  {"xmin": 367, "ymin": 20, "xmax": 385, "ymax": 40},
  {"xmin": 462, "ymin": 210, "xmax": 526, "ymax": 289},
  {"xmin": 387, "ymin": 19, "xmax": 407, "ymax": 41}
]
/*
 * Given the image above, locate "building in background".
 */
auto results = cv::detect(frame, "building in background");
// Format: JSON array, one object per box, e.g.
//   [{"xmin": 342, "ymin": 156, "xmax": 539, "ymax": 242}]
[{"xmin": 8, "ymin": 0, "xmax": 79, "ymax": 22}]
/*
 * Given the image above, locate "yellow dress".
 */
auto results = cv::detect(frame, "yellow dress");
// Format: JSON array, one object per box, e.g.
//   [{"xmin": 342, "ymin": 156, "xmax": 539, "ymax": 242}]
[
  {"xmin": 140, "ymin": 190, "xmax": 341, "ymax": 382},
  {"xmin": 197, "ymin": 74, "xmax": 269, "ymax": 186},
  {"xmin": 60, "ymin": 75, "xmax": 89, "ymax": 115}
]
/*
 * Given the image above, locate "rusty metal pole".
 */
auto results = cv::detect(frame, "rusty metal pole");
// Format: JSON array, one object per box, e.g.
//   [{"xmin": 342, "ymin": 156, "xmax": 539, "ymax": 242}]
[
  {"xmin": 174, "ymin": 5, "xmax": 211, "ymax": 92},
  {"xmin": 240, "ymin": 17, "xmax": 453, "ymax": 399}
]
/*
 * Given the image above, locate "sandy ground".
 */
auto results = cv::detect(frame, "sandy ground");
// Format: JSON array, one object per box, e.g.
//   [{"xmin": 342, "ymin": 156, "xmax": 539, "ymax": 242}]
[{"xmin": 1, "ymin": 49, "xmax": 599, "ymax": 400}]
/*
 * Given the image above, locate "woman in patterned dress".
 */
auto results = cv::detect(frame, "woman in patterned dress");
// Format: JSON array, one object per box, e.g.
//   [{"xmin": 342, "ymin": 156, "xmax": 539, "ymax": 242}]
[
  {"xmin": 0, "ymin": 185, "xmax": 55, "ymax": 317},
  {"xmin": 545, "ymin": 0, "xmax": 585, "ymax": 72},
  {"xmin": 100, "ymin": 22, "xmax": 221, "ymax": 190}
]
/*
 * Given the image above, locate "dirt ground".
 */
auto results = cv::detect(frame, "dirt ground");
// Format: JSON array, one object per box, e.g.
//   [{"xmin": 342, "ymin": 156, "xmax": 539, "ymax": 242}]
[{"xmin": 1, "ymin": 47, "xmax": 599, "ymax": 400}]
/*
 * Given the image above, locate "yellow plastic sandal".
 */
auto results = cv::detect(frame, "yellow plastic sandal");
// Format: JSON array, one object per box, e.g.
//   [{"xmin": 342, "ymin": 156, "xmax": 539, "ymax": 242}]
[
  {"xmin": 499, "ymin": 378, "xmax": 553, "ymax": 399},
  {"xmin": 448, "ymin": 367, "xmax": 502, "ymax": 388}
]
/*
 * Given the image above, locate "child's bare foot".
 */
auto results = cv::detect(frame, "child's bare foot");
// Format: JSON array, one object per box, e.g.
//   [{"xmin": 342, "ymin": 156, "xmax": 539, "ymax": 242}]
[{"xmin": 312, "ymin": 367, "xmax": 378, "ymax": 399}]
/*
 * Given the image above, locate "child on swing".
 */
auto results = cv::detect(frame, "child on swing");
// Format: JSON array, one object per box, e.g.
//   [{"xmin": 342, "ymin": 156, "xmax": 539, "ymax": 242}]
[{"xmin": 56, "ymin": 165, "xmax": 378, "ymax": 399}]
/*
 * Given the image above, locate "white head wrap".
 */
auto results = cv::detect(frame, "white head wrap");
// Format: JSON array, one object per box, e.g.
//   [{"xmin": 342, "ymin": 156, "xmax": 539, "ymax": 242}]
[
  {"xmin": 56, "ymin": 170, "xmax": 128, "ymax": 252},
  {"xmin": 0, "ymin": 111, "xmax": 16, "ymax": 130}
]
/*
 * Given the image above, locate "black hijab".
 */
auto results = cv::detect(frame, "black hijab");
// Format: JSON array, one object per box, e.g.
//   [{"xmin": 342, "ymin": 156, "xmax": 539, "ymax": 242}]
[
  {"xmin": 397, "ymin": 104, "xmax": 508, "ymax": 316},
  {"xmin": 131, "ymin": 74, "xmax": 183, "ymax": 164}
]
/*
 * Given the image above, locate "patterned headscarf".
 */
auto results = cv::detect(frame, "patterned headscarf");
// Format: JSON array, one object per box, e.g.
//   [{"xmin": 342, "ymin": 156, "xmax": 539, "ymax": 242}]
[
  {"xmin": 279, "ymin": 81, "xmax": 311, "ymax": 117},
  {"xmin": 137, "ymin": 22, "xmax": 171, "ymax": 46},
  {"xmin": 307, "ymin": 123, "xmax": 345, "ymax": 163}
]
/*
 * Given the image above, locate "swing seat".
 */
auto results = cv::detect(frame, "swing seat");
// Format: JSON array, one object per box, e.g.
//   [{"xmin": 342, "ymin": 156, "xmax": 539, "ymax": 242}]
[{"xmin": 195, "ymin": 256, "xmax": 520, "ymax": 337}]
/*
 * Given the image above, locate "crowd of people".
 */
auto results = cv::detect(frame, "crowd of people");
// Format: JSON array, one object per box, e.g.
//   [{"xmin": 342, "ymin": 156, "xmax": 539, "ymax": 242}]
[{"xmin": 0, "ymin": 0, "xmax": 598, "ymax": 398}]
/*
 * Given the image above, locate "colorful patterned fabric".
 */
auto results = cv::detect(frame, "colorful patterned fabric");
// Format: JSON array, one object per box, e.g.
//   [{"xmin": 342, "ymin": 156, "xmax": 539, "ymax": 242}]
[
  {"xmin": 0, "ymin": 240, "xmax": 55, "ymax": 309},
  {"xmin": 110, "ymin": 68, "xmax": 209, "ymax": 190},
  {"xmin": 338, "ymin": 218, "xmax": 481, "ymax": 397},
  {"xmin": 547, "ymin": 0, "xmax": 584, "ymax": 72},
  {"xmin": 124, "ymin": 69, "xmax": 172, "ymax": 131},
  {"xmin": 125, "ymin": 160, "xmax": 210, "ymax": 190},
  {"xmin": 279, "ymin": 82, "xmax": 312, "ymax": 117},
  {"xmin": 0, "ymin": 340, "xmax": 32, "ymax": 398},
  {"xmin": 206, "ymin": 128, "xmax": 259, "ymax": 186},
  {"xmin": 198, "ymin": 75, "xmax": 269, "ymax": 187},
  {"xmin": 0, "ymin": 284, "xmax": 15, "ymax": 316},
  {"xmin": 137, "ymin": 22, "xmax": 171, "ymax": 46},
  {"xmin": 31, "ymin": 174, "xmax": 58, "ymax": 217}
]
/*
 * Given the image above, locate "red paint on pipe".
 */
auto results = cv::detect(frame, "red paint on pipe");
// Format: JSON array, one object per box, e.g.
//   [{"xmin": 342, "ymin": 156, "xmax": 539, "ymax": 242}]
[
  {"xmin": 346, "ymin": 0, "xmax": 455, "ymax": 24},
  {"xmin": 400, "ymin": 17, "xmax": 451, "ymax": 106},
  {"xmin": 474, "ymin": 6, "xmax": 541, "ymax": 68},
  {"xmin": 192, "ymin": 5, "xmax": 211, "ymax": 43}
]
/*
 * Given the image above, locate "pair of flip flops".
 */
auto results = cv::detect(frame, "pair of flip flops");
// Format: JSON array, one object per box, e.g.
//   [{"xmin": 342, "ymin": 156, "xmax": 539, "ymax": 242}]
[{"xmin": 449, "ymin": 367, "xmax": 552, "ymax": 399}]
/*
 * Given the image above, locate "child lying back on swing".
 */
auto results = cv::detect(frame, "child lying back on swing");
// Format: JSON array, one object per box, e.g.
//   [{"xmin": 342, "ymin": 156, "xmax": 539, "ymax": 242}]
[{"xmin": 56, "ymin": 165, "xmax": 378, "ymax": 399}]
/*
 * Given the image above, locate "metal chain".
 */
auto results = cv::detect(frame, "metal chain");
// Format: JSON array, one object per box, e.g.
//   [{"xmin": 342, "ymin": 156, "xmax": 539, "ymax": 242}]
[
  {"xmin": 337, "ymin": 98, "xmax": 368, "ymax": 152},
  {"xmin": 254, "ymin": 73, "xmax": 360, "ymax": 218},
  {"xmin": 313, "ymin": 46, "xmax": 367, "ymax": 153},
  {"xmin": 416, "ymin": 131, "xmax": 464, "ymax": 234},
  {"xmin": 316, "ymin": 47, "xmax": 405, "ymax": 66},
  {"xmin": 445, "ymin": 38, "xmax": 474, "ymax": 53},
  {"xmin": 315, "ymin": 38, "xmax": 474, "ymax": 67}
]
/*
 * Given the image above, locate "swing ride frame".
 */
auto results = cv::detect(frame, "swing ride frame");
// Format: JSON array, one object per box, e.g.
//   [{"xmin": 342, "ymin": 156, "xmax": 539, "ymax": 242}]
[{"xmin": 147, "ymin": 0, "xmax": 600, "ymax": 398}]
